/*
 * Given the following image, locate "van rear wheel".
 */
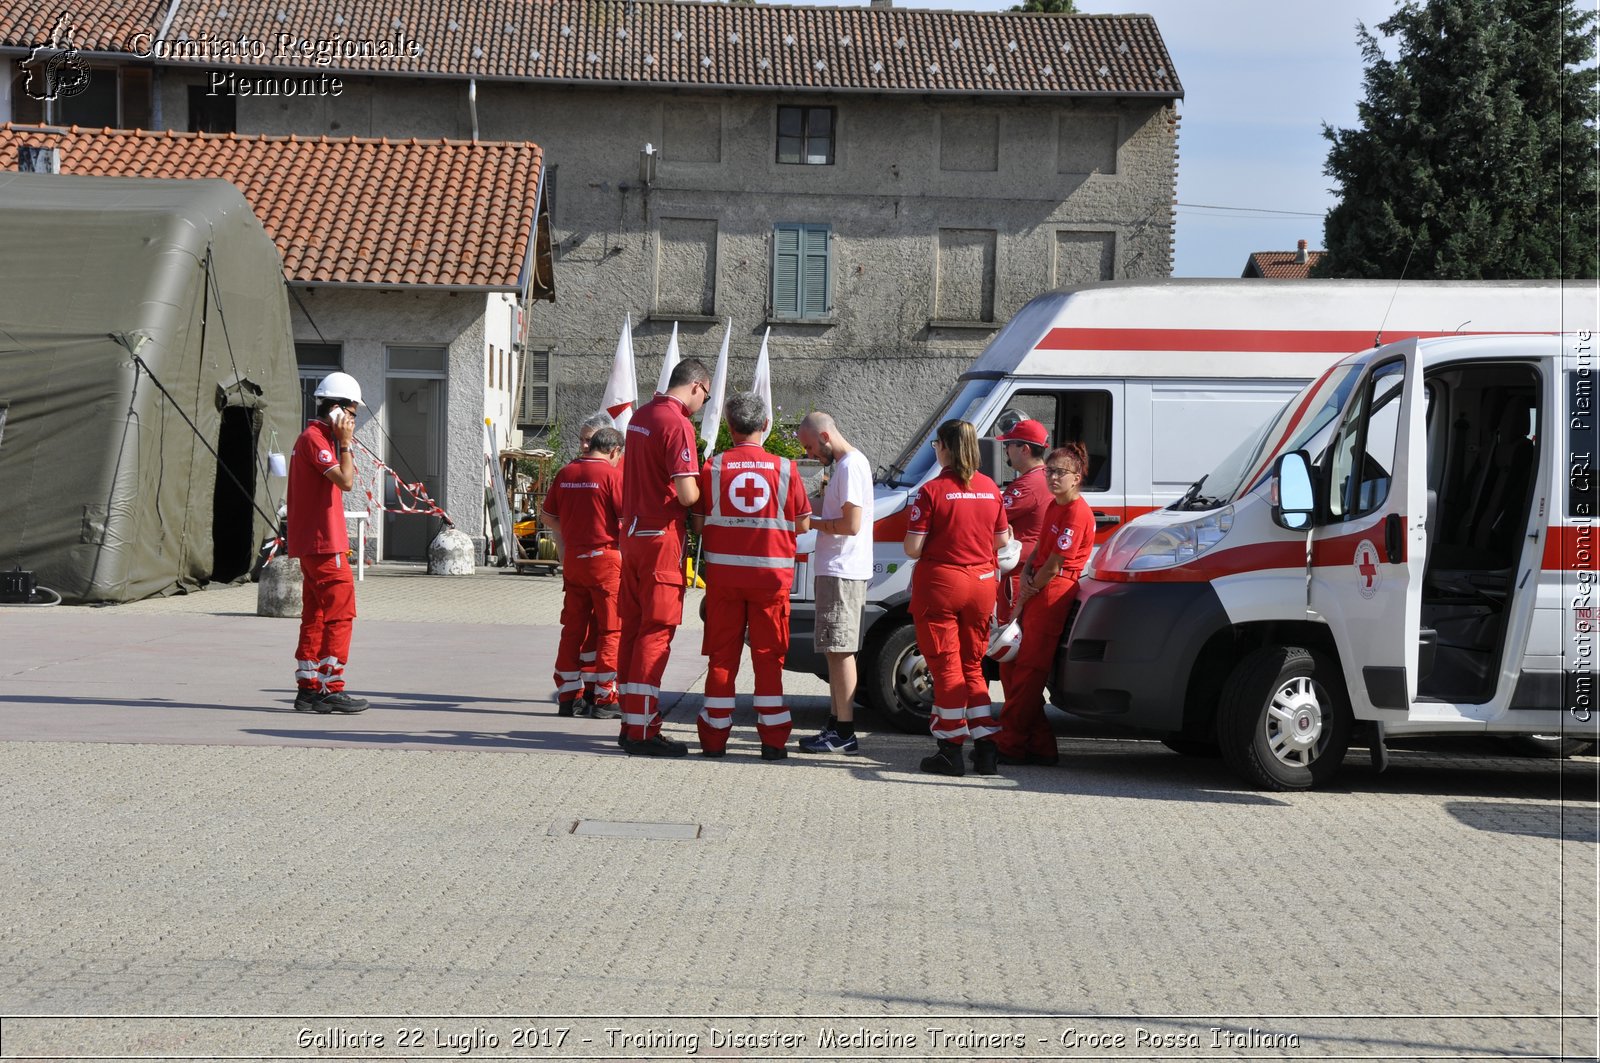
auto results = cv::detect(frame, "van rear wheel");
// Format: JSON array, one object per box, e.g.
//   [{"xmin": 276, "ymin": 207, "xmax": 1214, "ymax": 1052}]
[
  {"xmin": 1218, "ymin": 646, "xmax": 1350, "ymax": 791},
  {"xmin": 863, "ymin": 620, "xmax": 934, "ymax": 734}
]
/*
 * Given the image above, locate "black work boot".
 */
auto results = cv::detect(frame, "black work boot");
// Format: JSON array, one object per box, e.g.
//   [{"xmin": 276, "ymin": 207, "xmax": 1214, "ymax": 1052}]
[
  {"xmin": 971, "ymin": 739, "xmax": 1000, "ymax": 776},
  {"xmin": 920, "ymin": 739, "xmax": 965, "ymax": 776}
]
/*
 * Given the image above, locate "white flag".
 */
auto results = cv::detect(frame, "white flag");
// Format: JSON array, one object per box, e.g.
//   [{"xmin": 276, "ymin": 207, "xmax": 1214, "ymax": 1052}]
[
  {"xmin": 699, "ymin": 317, "xmax": 731, "ymax": 459},
  {"xmin": 655, "ymin": 321, "xmax": 681, "ymax": 396},
  {"xmin": 600, "ymin": 313, "xmax": 637, "ymax": 433},
  {"xmin": 751, "ymin": 327, "xmax": 774, "ymax": 445}
]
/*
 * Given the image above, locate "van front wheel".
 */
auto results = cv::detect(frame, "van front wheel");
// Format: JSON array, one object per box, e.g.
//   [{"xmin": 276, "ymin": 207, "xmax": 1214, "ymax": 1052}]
[
  {"xmin": 1218, "ymin": 646, "xmax": 1350, "ymax": 791},
  {"xmin": 863, "ymin": 621, "xmax": 935, "ymax": 734}
]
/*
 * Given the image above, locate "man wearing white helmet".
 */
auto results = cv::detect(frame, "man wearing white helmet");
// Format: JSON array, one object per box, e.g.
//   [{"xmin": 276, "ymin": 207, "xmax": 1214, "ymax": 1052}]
[{"xmin": 287, "ymin": 372, "xmax": 368, "ymax": 714}]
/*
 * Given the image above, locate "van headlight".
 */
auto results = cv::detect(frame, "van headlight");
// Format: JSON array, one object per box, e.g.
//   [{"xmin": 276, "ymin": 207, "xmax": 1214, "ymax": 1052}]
[{"xmin": 1107, "ymin": 508, "xmax": 1235, "ymax": 571}]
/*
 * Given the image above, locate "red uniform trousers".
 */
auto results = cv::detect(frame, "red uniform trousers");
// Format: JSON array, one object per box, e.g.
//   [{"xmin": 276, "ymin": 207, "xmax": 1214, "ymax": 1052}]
[
  {"xmin": 294, "ymin": 552, "xmax": 356, "ymax": 694},
  {"xmin": 698, "ymin": 583, "xmax": 792, "ymax": 753},
  {"xmin": 911, "ymin": 562, "xmax": 999, "ymax": 745},
  {"xmin": 552, "ymin": 547, "xmax": 621, "ymax": 707},
  {"xmin": 995, "ymin": 540, "xmax": 1037, "ymax": 625},
  {"xmin": 617, "ymin": 532, "xmax": 686, "ymax": 741},
  {"xmin": 996, "ymin": 576, "xmax": 1078, "ymax": 759}
]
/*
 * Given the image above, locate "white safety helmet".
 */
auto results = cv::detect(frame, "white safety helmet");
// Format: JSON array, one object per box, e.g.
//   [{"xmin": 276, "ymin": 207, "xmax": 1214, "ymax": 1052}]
[
  {"xmin": 986, "ymin": 618, "xmax": 1023, "ymax": 663},
  {"xmin": 997, "ymin": 538, "xmax": 1023, "ymax": 574},
  {"xmin": 313, "ymin": 371, "xmax": 363, "ymax": 407}
]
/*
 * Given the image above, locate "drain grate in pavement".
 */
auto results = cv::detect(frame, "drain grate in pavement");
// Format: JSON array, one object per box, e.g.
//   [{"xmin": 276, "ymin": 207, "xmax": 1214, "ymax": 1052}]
[{"xmin": 558, "ymin": 819, "xmax": 703, "ymax": 840}]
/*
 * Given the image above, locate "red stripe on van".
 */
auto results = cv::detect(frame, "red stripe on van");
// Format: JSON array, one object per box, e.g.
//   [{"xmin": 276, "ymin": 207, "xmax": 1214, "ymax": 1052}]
[
  {"xmin": 1035, "ymin": 327, "xmax": 1513, "ymax": 353},
  {"xmin": 874, "ymin": 507, "xmax": 911, "ymax": 542},
  {"xmin": 1543, "ymin": 528, "xmax": 1600, "ymax": 571}
]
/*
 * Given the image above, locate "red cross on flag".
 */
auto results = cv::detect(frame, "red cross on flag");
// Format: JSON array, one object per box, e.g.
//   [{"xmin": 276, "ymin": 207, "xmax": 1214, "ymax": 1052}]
[{"xmin": 601, "ymin": 313, "xmax": 637, "ymax": 432}]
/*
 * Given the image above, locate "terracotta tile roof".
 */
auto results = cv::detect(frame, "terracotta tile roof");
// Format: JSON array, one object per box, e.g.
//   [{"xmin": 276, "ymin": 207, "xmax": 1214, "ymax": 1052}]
[
  {"xmin": 5, "ymin": 0, "xmax": 1182, "ymax": 98},
  {"xmin": 0, "ymin": 125, "xmax": 553, "ymax": 295},
  {"xmin": 0, "ymin": 0, "xmax": 166, "ymax": 56},
  {"xmin": 1243, "ymin": 249, "xmax": 1325, "ymax": 279}
]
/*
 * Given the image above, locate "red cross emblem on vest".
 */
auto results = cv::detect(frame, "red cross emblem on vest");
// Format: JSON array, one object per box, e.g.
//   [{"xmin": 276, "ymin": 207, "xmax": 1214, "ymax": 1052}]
[{"xmin": 728, "ymin": 471, "xmax": 771, "ymax": 514}]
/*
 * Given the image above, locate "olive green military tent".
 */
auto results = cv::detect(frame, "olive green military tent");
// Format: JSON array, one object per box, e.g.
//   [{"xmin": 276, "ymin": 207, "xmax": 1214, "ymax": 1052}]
[{"xmin": 0, "ymin": 173, "xmax": 299, "ymax": 603}]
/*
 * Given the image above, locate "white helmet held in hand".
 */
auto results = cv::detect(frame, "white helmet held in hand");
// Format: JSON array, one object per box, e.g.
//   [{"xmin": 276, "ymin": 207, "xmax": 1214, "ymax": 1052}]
[
  {"xmin": 314, "ymin": 371, "xmax": 363, "ymax": 407},
  {"xmin": 997, "ymin": 538, "xmax": 1022, "ymax": 574},
  {"xmin": 986, "ymin": 618, "xmax": 1023, "ymax": 663}
]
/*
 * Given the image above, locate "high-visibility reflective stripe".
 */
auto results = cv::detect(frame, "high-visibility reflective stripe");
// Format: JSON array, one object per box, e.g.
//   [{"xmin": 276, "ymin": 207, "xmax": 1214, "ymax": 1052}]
[
  {"xmin": 703, "ymin": 516, "xmax": 796, "ymax": 531},
  {"xmin": 576, "ymin": 548, "xmax": 610, "ymax": 559},
  {"xmin": 698, "ymin": 711, "xmax": 734, "ymax": 729},
  {"xmin": 620, "ymin": 683, "xmax": 660, "ymax": 697},
  {"xmin": 977, "ymin": 570, "xmax": 995, "ymax": 580},
  {"xmin": 703, "ymin": 552, "xmax": 791, "ymax": 569},
  {"xmin": 622, "ymin": 712, "xmax": 654, "ymax": 726},
  {"xmin": 556, "ymin": 681, "xmax": 584, "ymax": 694},
  {"xmin": 757, "ymin": 711, "xmax": 793, "ymax": 726},
  {"xmin": 295, "ymin": 660, "xmax": 319, "ymax": 680},
  {"xmin": 966, "ymin": 704, "xmax": 994, "ymax": 719},
  {"xmin": 585, "ymin": 671, "xmax": 618, "ymax": 683},
  {"xmin": 578, "ymin": 652, "xmax": 597, "ymax": 663},
  {"xmin": 555, "ymin": 669, "xmax": 584, "ymax": 680},
  {"xmin": 702, "ymin": 696, "xmax": 737, "ymax": 709},
  {"xmin": 933, "ymin": 705, "xmax": 967, "ymax": 720},
  {"xmin": 969, "ymin": 723, "xmax": 1000, "ymax": 739},
  {"xmin": 709, "ymin": 449, "xmax": 792, "ymax": 523},
  {"xmin": 752, "ymin": 695, "xmax": 784, "ymax": 707}
]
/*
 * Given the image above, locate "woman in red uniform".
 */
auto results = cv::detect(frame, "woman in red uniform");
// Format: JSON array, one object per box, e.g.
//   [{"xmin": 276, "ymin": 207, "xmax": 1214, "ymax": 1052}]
[
  {"xmin": 996, "ymin": 441, "xmax": 1096, "ymax": 766},
  {"xmin": 904, "ymin": 419, "xmax": 1012, "ymax": 776}
]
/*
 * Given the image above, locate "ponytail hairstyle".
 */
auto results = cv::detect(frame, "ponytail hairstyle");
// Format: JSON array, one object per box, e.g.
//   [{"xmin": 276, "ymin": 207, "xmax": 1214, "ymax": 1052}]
[
  {"xmin": 936, "ymin": 419, "xmax": 981, "ymax": 485},
  {"xmin": 1047, "ymin": 441, "xmax": 1090, "ymax": 482}
]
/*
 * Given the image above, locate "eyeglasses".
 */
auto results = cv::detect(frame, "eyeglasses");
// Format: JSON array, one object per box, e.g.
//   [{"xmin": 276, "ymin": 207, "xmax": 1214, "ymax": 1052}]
[{"xmin": 1044, "ymin": 466, "xmax": 1079, "ymax": 478}]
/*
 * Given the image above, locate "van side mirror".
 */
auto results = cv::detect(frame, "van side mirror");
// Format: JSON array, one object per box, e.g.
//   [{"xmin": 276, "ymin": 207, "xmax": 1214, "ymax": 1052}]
[
  {"xmin": 977, "ymin": 437, "xmax": 1006, "ymax": 484},
  {"xmin": 1273, "ymin": 450, "xmax": 1316, "ymax": 530}
]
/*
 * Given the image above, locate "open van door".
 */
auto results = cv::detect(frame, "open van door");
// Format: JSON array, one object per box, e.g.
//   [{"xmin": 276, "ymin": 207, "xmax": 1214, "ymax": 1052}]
[
  {"xmin": 1306, "ymin": 340, "xmax": 1427, "ymax": 720},
  {"xmin": 1221, "ymin": 342, "xmax": 1427, "ymax": 790}
]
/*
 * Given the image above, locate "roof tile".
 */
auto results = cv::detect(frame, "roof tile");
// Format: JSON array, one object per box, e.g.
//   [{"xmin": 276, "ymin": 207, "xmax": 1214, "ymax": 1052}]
[
  {"xmin": 4, "ymin": 0, "xmax": 1180, "ymax": 97},
  {"xmin": 0, "ymin": 125, "xmax": 548, "ymax": 292}
]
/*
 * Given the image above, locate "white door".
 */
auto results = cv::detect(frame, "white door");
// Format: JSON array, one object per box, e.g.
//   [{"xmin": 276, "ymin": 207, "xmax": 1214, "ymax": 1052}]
[{"xmin": 1307, "ymin": 342, "xmax": 1427, "ymax": 719}]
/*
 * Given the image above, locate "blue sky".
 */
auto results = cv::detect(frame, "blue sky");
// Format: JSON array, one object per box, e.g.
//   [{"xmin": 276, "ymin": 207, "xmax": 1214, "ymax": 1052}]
[{"xmin": 798, "ymin": 0, "xmax": 1401, "ymax": 276}]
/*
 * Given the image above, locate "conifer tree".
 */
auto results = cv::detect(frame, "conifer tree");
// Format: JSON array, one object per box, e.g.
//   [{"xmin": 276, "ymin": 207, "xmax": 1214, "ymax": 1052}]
[{"xmin": 1317, "ymin": 0, "xmax": 1598, "ymax": 278}]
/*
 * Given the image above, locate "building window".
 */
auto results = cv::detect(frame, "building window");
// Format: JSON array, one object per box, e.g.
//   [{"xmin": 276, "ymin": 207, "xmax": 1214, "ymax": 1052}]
[
  {"xmin": 295, "ymin": 342, "xmax": 342, "ymax": 426},
  {"xmin": 188, "ymin": 85, "xmax": 237, "ymax": 133},
  {"xmin": 10, "ymin": 63, "xmax": 150, "ymax": 128},
  {"xmin": 771, "ymin": 223, "xmax": 830, "ymax": 320},
  {"xmin": 519, "ymin": 347, "xmax": 554, "ymax": 431},
  {"xmin": 776, "ymin": 106, "xmax": 834, "ymax": 165}
]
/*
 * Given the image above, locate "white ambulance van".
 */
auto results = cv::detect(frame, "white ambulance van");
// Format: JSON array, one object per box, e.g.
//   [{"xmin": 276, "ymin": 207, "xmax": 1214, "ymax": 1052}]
[
  {"xmin": 786, "ymin": 280, "xmax": 1591, "ymax": 736},
  {"xmin": 1060, "ymin": 327, "xmax": 1599, "ymax": 789}
]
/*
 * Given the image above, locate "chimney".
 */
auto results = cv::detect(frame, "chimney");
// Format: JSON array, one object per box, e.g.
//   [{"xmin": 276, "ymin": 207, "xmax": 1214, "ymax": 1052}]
[
  {"xmin": 18, "ymin": 146, "xmax": 60, "ymax": 173},
  {"xmin": 1295, "ymin": 239, "xmax": 1308, "ymax": 264}
]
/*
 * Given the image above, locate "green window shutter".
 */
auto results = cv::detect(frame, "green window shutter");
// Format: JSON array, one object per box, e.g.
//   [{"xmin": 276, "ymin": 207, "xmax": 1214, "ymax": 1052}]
[
  {"xmin": 772, "ymin": 225, "xmax": 801, "ymax": 317},
  {"xmin": 800, "ymin": 224, "xmax": 830, "ymax": 317}
]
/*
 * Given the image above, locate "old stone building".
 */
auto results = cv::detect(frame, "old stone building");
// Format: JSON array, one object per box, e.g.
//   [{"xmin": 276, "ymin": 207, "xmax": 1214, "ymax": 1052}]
[{"xmin": 4, "ymin": 0, "xmax": 1181, "ymax": 462}]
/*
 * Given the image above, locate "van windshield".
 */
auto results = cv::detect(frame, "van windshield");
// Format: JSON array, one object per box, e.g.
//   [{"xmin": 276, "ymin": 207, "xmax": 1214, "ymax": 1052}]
[
  {"xmin": 880, "ymin": 378, "xmax": 996, "ymax": 486},
  {"xmin": 1205, "ymin": 363, "xmax": 1366, "ymax": 503}
]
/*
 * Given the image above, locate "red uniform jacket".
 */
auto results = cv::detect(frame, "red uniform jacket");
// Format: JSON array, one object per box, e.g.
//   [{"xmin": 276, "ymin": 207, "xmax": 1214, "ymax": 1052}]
[{"xmin": 695, "ymin": 442, "xmax": 811, "ymax": 590}]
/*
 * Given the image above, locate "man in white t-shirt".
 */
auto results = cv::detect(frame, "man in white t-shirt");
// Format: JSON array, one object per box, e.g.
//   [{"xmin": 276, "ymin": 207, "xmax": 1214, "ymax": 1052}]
[{"xmin": 795, "ymin": 412, "xmax": 874, "ymax": 755}]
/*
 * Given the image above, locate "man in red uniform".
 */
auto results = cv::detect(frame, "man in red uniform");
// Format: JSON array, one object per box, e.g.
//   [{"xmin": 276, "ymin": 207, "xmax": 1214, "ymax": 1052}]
[
  {"xmin": 691, "ymin": 393, "xmax": 812, "ymax": 759},
  {"xmin": 617, "ymin": 358, "xmax": 711, "ymax": 756},
  {"xmin": 288, "ymin": 372, "xmax": 368, "ymax": 714},
  {"xmin": 542, "ymin": 425, "xmax": 624, "ymax": 719},
  {"xmin": 995, "ymin": 418, "xmax": 1051, "ymax": 624}
]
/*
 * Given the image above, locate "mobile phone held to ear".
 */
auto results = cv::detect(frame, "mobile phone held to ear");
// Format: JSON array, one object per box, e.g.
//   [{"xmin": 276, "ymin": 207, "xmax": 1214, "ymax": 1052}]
[{"xmin": 329, "ymin": 407, "xmax": 347, "ymax": 427}]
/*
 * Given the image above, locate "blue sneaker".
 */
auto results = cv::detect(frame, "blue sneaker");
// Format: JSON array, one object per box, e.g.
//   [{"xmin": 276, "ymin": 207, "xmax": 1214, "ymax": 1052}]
[{"xmin": 797, "ymin": 727, "xmax": 860, "ymax": 755}]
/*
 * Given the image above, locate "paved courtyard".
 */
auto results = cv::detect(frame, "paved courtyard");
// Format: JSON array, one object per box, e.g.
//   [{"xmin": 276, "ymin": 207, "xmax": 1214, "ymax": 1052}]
[{"xmin": 0, "ymin": 565, "xmax": 1595, "ymax": 1061}]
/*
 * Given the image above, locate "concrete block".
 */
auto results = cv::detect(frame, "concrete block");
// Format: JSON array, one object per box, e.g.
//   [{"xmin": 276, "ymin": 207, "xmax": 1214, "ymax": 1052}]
[
  {"xmin": 256, "ymin": 556, "xmax": 302, "ymax": 617},
  {"xmin": 427, "ymin": 527, "xmax": 475, "ymax": 575}
]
